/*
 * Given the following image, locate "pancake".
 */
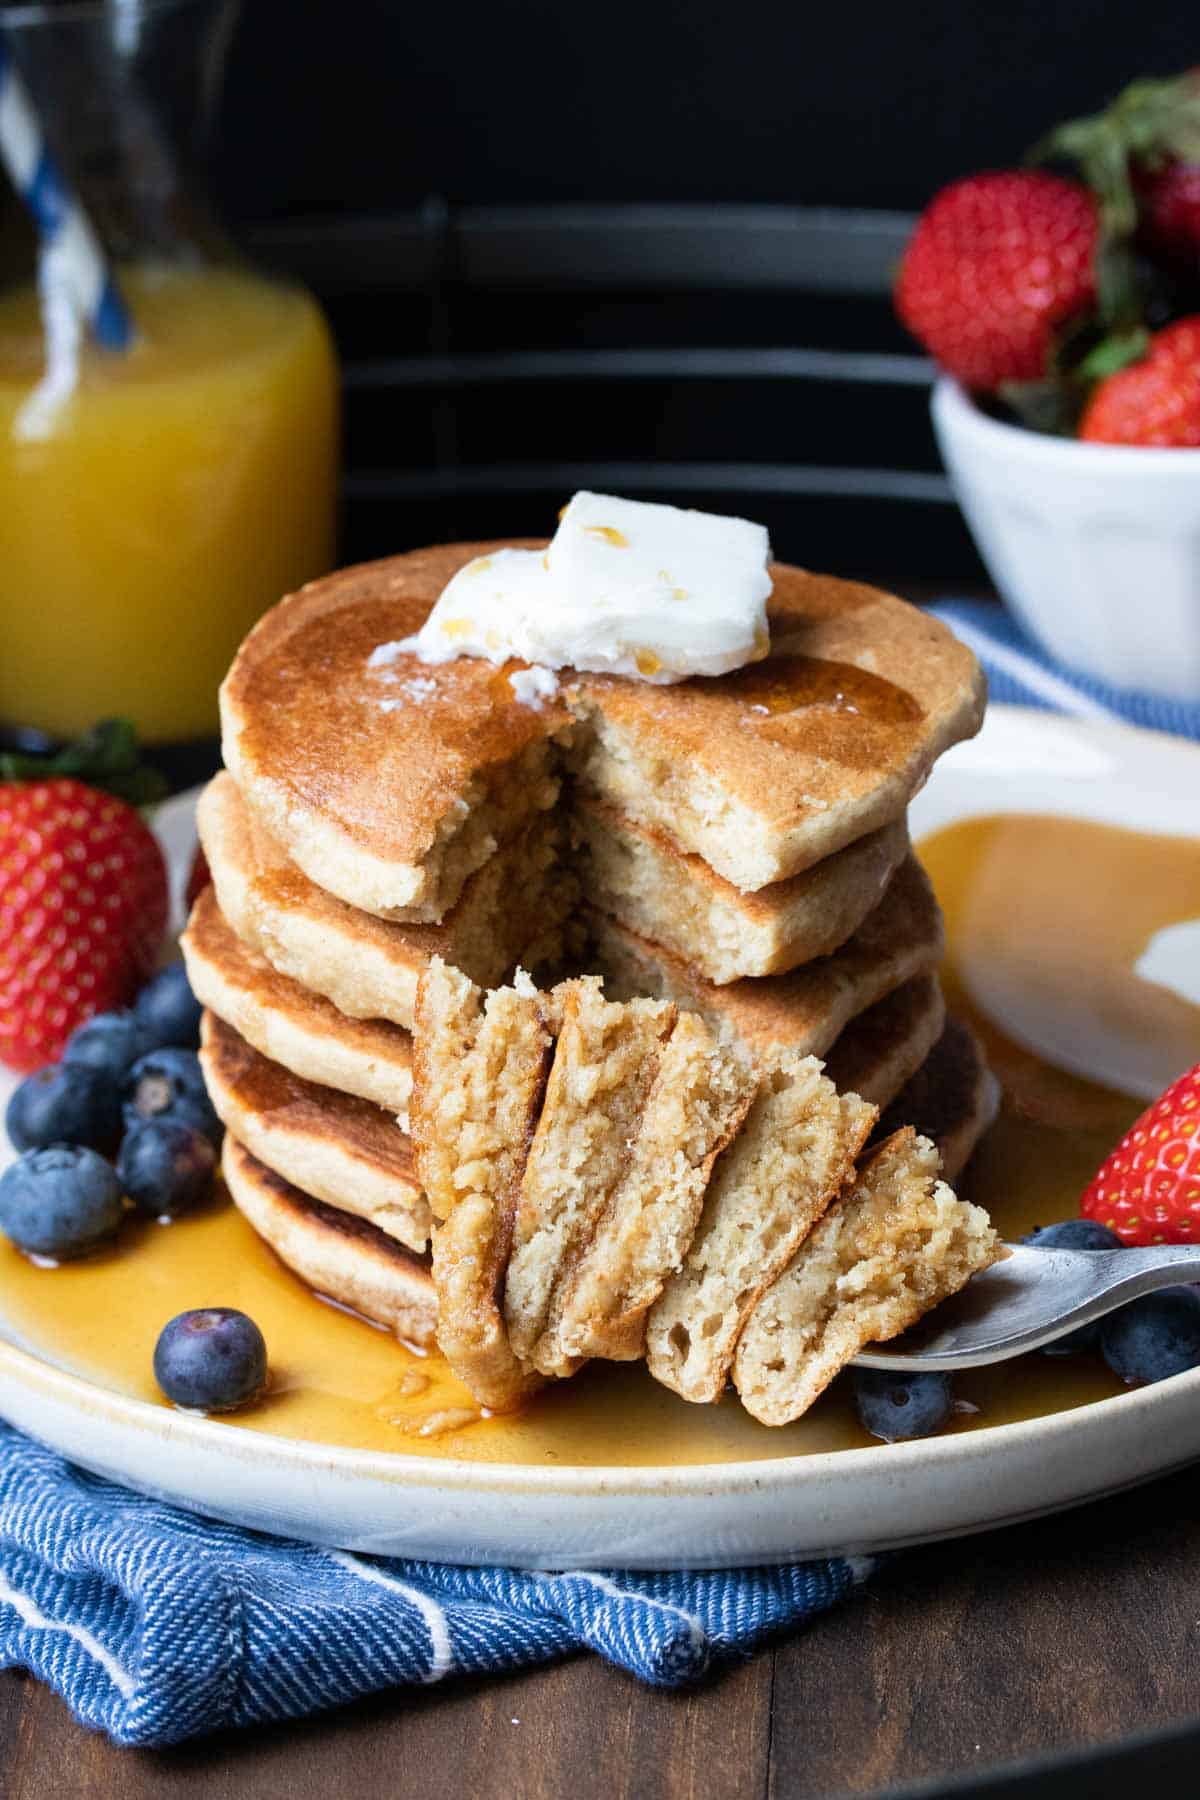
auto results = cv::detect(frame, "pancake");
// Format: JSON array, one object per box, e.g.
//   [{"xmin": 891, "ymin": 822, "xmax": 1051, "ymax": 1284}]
[
  {"xmin": 221, "ymin": 545, "xmax": 575, "ymax": 922},
  {"xmin": 646, "ymin": 1012, "xmax": 996, "ymax": 1408},
  {"xmin": 222, "ymin": 543, "xmax": 983, "ymax": 920},
  {"xmin": 183, "ymin": 886, "xmax": 414, "ymax": 1118},
  {"xmin": 198, "ymin": 771, "xmax": 572, "ymax": 1033},
  {"xmin": 823, "ymin": 973, "xmax": 945, "ymax": 1109},
  {"xmin": 574, "ymin": 796, "xmax": 910, "ymax": 984},
  {"xmin": 646, "ymin": 1055, "xmax": 877, "ymax": 1405},
  {"xmin": 731, "ymin": 1128, "xmax": 1000, "ymax": 1426},
  {"xmin": 552, "ymin": 1008, "xmax": 758, "ymax": 1366},
  {"xmin": 503, "ymin": 979, "xmax": 679, "ymax": 1376},
  {"xmin": 222, "ymin": 1135, "xmax": 437, "ymax": 1347},
  {"xmin": 411, "ymin": 959, "xmax": 553, "ymax": 1412},
  {"xmin": 588, "ymin": 853, "xmax": 943, "ymax": 1067},
  {"xmin": 875, "ymin": 1015, "xmax": 1001, "ymax": 1183},
  {"xmin": 567, "ymin": 568, "xmax": 984, "ymax": 890},
  {"xmin": 199, "ymin": 1010, "xmax": 430, "ymax": 1252}
]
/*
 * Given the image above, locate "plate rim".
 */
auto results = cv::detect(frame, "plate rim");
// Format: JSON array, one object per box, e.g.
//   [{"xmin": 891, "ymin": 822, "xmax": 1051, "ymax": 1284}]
[
  {"xmin": 3, "ymin": 702, "xmax": 1198, "ymax": 1502},
  {"xmin": 3, "ymin": 1326, "xmax": 1198, "ymax": 1496},
  {"xmin": 937, "ymin": 699, "xmax": 1200, "ymax": 760}
]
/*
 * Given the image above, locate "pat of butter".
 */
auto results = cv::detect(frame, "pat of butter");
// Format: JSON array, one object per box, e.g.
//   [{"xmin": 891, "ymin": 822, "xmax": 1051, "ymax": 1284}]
[
  {"xmin": 508, "ymin": 665, "xmax": 560, "ymax": 707},
  {"xmin": 391, "ymin": 492, "xmax": 773, "ymax": 683}
]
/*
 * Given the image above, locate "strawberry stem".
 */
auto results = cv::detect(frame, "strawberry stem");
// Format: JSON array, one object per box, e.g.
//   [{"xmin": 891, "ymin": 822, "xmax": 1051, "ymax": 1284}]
[
  {"xmin": 1030, "ymin": 71, "xmax": 1200, "ymax": 332},
  {"xmin": 0, "ymin": 719, "xmax": 167, "ymax": 807}
]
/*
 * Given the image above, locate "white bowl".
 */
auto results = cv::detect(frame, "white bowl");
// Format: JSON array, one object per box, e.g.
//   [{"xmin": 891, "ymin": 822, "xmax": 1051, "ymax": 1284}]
[{"xmin": 931, "ymin": 376, "xmax": 1200, "ymax": 701}]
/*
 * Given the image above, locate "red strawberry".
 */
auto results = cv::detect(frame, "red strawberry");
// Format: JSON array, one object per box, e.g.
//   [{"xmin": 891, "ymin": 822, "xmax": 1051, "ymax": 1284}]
[
  {"xmin": 0, "ymin": 777, "xmax": 168, "ymax": 1072},
  {"xmin": 1081, "ymin": 1064, "xmax": 1200, "ymax": 1245},
  {"xmin": 1079, "ymin": 314, "xmax": 1200, "ymax": 445},
  {"xmin": 1135, "ymin": 159, "xmax": 1200, "ymax": 268},
  {"xmin": 895, "ymin": 171, "xmax": 1098, "ymax": 390}
]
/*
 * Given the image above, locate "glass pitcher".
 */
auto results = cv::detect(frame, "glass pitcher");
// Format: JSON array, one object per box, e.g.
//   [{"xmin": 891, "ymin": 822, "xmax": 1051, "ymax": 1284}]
[{"xmin": 0, "ymin": 0, "xmax": 339, "ymax": 747}]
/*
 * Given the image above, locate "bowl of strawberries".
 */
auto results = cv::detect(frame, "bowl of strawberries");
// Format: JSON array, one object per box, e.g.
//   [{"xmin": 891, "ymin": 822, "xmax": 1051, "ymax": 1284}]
[{"xmin": 897, "ymin": 74, "xmax": 1200, "ymax": 702}]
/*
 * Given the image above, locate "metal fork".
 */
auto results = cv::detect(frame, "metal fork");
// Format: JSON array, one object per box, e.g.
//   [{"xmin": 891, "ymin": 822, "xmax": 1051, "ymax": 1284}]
[{"xmin": 852, "ymin": 1244, "xmax": 1200, "ymax": 1371}]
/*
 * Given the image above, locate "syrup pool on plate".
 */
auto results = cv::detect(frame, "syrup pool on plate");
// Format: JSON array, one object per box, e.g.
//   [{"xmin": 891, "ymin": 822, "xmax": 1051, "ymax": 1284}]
[
  {"xmin": 0, "ymin": 264, "xmax": 338, "ymax": 743},
  {"xmin": 1, "ymin": 814, "xmax": 1196, "ymax": 1464}
]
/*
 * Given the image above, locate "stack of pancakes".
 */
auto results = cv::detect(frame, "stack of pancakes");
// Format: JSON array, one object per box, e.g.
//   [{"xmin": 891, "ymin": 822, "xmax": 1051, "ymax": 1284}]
[{"xmin": 185, "ymin": 542, "xmax": 1000, "ymax": 1416}]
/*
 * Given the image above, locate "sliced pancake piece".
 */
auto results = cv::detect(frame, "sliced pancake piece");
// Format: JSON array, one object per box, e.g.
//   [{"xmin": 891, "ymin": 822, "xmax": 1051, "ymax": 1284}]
[
  {"xmin": 823, "ymin": 974, "xmax": 945, "ymax": 1109},
  {"xmin": 220, "ymin": 545, "xmax": 574, "ymax": 923},
  {"xmin": 503, "ymin": 979, "xmax": 677, "ymax": 1377},
  {"xmin": 876, "ymin": 1016, "xmax": 1000, "ymax": 1183},
  {"xmin": 199, "ymin": 1011, "xmax": 430, "ymax": 1252},
  {"xmin": 222, "ymin": 544, "xmax": 983, "ymax": 919},
  {"xmin": 553, "ymin": 1011, "xmax": 758, "ymax": 1364},
  {"xmin": 198, "ymin": 771, "xmax": 572, "ymax": 1033},
  {"xmin": 732, "ymin": 1128, "xmax": 1000, "ymax": 1426},
  {"xmin": 223, "ymin": 1135, "xmax": 437, "ymax": 1347},
  {"xmin": 646, "ymin": 1057, "xmax": 877, "ymax": 1404},
  {"xmin": 568, "ymin": 565, "xmax": 984, "ymax": 889},
  {"xmin": 588, "ymin": 853, "xmax": 943, "ymax": 1067},
  {"xmin": 183, "ymin": 886, "xmax": 413, "ymax": 1119},
  {"xmin": 410, "ymin": 959, "xmax": 554, "ymax": 1412},
  {"xmin": 575, "ymin": 797, "xmax": 909, "ymax": 983}
]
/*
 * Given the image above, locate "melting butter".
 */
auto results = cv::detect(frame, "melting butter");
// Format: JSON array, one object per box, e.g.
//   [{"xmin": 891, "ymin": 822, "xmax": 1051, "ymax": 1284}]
[{"xmin": 374, "ymin": 491, "xmax": 773, "ymax": 685}]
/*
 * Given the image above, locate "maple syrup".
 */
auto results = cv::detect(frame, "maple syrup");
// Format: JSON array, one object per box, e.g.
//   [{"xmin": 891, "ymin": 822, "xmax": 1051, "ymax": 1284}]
[
  {"xmin": 723, "ymin": 654, "xmax": 922, "ymax": 721},
  {"xmin": 1, "ymin": 814, "xmax": 1196, "ymax": 1463},
  {"xmin": 722, "ymin": 655, "xmax": 926, "ymax": 773}
]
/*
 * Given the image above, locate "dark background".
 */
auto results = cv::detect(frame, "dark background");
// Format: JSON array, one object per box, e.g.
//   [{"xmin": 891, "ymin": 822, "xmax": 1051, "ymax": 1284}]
[
  {"xmin": 209, "ymin": 1, "xmax": 1195, "ymax": 582},
  {"xmin": 216, "ymin": 0, "xmax": 1194, "ymax": 218}
]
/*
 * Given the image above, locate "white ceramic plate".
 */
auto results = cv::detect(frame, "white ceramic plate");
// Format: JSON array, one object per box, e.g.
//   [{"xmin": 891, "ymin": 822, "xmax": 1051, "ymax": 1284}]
[{"xmin": 1, "ymin": 705, "xmax": 1198, "ymax": 1569}]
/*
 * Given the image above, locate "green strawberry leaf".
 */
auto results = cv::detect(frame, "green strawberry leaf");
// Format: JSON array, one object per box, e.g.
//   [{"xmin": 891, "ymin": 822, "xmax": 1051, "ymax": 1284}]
[
  {"xmin": 1033, "ymin": 115, "xmax": 1138, "ymax": 239},
  {"xmin": 0, "ymin": 719, "xmax": 168, "ymax": 806},
  {"xmin": 1075, "ymin": 327, "xmax": 1151, "ymax": 381},
  {"xmin": 1029, "ymin": 71, "xmax": 1200, "ymax": 333},
  {"xmin": 1093, "ymin": 237, "xmax": 1144, "ymax": 331},
  {"xmin": 1115, "ymin": 74, "xmax": 1200, "ymax": 165}
]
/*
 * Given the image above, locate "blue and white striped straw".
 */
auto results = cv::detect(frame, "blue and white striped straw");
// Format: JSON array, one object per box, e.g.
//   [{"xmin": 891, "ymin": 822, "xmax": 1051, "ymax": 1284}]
[{"xmin": 0, "ymin": 35, "xmax": 132, "ymax": 350}]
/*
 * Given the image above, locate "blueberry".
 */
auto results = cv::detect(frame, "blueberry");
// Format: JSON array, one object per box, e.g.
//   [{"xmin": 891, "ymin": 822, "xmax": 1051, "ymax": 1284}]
[
  {"xmin": 1022, "ymin": 1220, "xmax": 1123, "ymax": 1354},
  {"xmin": 134, "ymin": 963, "xmax": 202, "ymax": 1050},
  {"xmin": 1022, "ymin": 1220, "xmax": 1123, "ymax": 1252},
  {"xmin": 1101, "ymin": 1287, "xmax": 1200, "ymax": 1386},
  {"xmin": 153, "ymin": 1309, "xmax": 267, "ymax": 1412},
  {"xmin": 853, "ymin": 1368, "xmax": 955, "ymax": 1442},
  {"xmin": 0, "ymin": 1146, "xmax": 124, "ymax": 1259},
  {"xmin": 63, "ymin": 1011, "xmax": 152, "ymax": 1085},
  {"xmin": 6, "ymin": 1063, "xmax": 121, "ymax": 1153},
  {"xmin": 1041, "ymin": 1320, "xmax": 1102, "ymax": 1357},
  {"xmin": 116, "ymin": 1119, "xmax": 217, "ymax": 1220},
  {"xmin": 123, "ymin": 1048, "xmax": 220, "ymax": 1146}
]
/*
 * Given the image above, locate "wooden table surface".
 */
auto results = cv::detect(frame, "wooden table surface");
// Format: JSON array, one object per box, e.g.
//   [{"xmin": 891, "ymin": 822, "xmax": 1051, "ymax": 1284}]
[{"xmin": 1, "ymin": 1458, "xmax": 1196, "ymax": 1798}]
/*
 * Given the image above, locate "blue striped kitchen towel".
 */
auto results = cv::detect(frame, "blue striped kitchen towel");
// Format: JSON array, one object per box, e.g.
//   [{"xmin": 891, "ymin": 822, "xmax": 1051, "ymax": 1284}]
[
  {"xmin": 0, "ymin": 1424, "xmax": 872, "ymax": 1746},
  {"xmin": 931, "ymin": 600, "xmax": 1200, "ymax": 740}
]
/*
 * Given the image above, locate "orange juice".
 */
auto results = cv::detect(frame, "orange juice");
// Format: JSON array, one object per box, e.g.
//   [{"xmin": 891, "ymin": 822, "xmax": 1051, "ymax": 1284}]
[{"xmin": 0, "ymin": 264, "xmax": 338, "ymax": 742}]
